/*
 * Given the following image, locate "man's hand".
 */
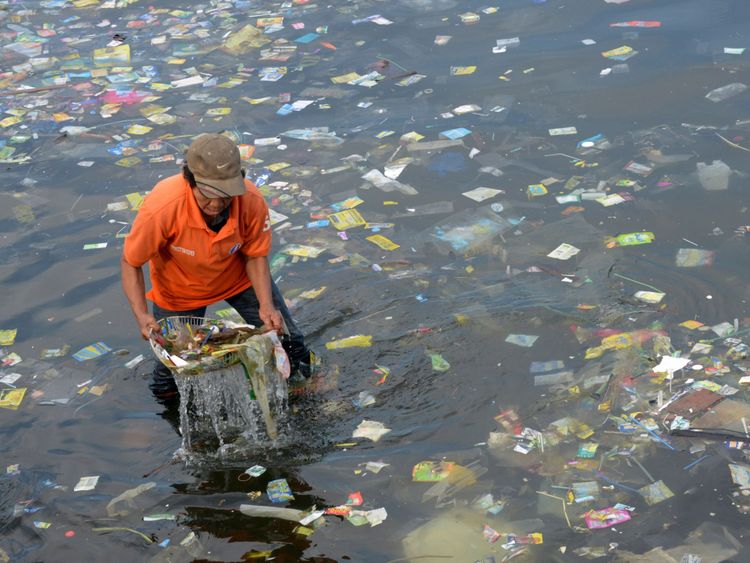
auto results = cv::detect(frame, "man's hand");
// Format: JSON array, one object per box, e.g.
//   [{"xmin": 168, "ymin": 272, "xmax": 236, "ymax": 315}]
[
  {"xmin": 244, "ymin": 256, "xmax": 284, "ymax": 333},
  {"xmin": 121, "ymin": 257, "xmax": 160, "ymax": 340},
  {"xmin": 259, "ymin": 304, "xmax": 283, "ymax": 333},
  {"xmin": 136, "ymin": 312, "xmax": 161, "ymax": 340}
]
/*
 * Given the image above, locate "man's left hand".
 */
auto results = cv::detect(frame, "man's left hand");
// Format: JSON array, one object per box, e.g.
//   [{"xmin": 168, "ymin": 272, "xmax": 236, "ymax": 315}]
[{"xmin": 259, "ymin": 305, "xmax": 283, "ymax": 333}]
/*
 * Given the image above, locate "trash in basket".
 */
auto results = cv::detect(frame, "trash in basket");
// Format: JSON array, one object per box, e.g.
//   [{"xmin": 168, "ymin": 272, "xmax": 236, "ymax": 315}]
[
  {"xmin": 149, "ymin": 316, "xmax": 266, "ymax": 375},
  {"xmin": 149, "ymin": 317, "xmax": 291, "ymax": 452}
]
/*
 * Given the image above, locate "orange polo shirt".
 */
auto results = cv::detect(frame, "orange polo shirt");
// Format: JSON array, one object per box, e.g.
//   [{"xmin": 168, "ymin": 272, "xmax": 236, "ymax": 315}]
[{"xmin": 123, "ymin": 174, "xmax": 271, "ymax": 310}]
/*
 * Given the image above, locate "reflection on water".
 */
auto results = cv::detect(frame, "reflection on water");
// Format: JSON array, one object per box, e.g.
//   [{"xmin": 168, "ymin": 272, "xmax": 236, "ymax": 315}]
[{"xmin": 2, "ymin": 0, "xmax": 750, "ymax": 560}]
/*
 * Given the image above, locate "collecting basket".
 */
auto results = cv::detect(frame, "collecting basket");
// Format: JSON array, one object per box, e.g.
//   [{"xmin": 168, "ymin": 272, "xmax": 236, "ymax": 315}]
[{"xmin": 149, "ymin": 316, "xmax": 249, "ymax": 376}]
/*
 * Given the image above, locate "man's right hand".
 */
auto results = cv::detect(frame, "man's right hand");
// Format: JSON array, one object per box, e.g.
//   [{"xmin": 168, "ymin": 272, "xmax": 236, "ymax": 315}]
[
  {"xmin": 121, "ymin": 258, "xmax": 160, "ymax": 341},
  {"xmin": 137, "ymin": 313, "xmax": 161, "ymax": 340}
]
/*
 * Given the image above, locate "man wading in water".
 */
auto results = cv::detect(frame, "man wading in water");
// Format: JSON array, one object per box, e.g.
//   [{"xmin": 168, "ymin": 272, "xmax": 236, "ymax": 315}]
[{"xmin": 121, "ymin": 133, "xmax": 315, "ymax": 401}]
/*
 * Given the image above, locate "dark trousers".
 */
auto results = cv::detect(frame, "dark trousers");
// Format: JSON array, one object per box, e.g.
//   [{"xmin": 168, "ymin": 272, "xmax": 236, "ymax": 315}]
[{"xmin": 149, "ymin": 281, "xmax": 309, "ymax": 400}]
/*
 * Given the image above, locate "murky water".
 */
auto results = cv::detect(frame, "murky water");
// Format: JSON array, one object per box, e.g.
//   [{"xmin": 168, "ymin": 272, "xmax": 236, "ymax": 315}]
[{"xmin": 3, "ymin": 0, "xmax": 750, "ymax": 560}]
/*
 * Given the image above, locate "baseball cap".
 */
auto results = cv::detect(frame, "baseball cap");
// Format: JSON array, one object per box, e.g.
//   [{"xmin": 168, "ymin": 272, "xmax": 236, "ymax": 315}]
[{"xmin": 186, "ymin": 133, "xmax": 246, "ymax": 197}]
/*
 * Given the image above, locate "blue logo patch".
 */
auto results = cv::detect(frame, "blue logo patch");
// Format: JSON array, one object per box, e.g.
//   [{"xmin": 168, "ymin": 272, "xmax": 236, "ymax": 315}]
[{"xmin": 229, "ymin": 243, "xmax": 241, "ymax": 255}]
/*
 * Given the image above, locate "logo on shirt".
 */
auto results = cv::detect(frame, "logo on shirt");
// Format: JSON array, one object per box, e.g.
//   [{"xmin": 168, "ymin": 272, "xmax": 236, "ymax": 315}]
[
  {"xmin": 263, "ymin": 215, "xmax": 271, "ymax": 232},
  {"xmin": 171, "ymin": 245, "xmax": 195, "ymax": 257},
  {"xmin": 229, "ymin": 243, "xmax": 241, "ymax": 255}
]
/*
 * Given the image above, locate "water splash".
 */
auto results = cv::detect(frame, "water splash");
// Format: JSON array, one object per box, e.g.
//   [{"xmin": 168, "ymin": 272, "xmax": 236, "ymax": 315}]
[{"xmin": 173, "ymin": 336, "xmax": 289, "ymax": 458}]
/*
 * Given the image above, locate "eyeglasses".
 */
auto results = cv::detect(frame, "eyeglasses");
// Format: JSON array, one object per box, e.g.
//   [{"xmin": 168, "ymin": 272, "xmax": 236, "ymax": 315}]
[{"xmin": 195, "ymin": 182, "xmax": 232, "ymax": 201}]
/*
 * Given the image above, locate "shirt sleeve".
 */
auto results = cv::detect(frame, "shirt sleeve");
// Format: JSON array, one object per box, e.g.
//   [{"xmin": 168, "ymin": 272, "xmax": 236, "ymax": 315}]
[
  {"xmin": 123, "ymin": 201, "xmax": 169, "ymax": 267},
  {"xmin": 240, "ymin": 189, "xmax": 272, "ymax": 258}
]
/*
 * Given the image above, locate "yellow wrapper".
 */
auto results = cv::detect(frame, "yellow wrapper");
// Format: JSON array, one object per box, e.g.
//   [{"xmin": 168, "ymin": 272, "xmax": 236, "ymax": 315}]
[
  {"xmin": 450, "ymin": 65, "xmax": 476, "ymax": 75},
  {"xmin": 283, "ymin": 244, "xmax": 326, "ymax": 258},
  {"xmin": 0, "ymin": 116, "xmax": 22, "ymax": 128},
  {"xmin": 326, "ymin": 335, "xmax": 373, "ymax": 349},
  {"xmin": 241, "ymin": 96, "xmax": 273, "ymax": 105},
  {"xmin": 0, "ymin": 329, "xmax": 17, "ymax": 346},
  {"xmin": 400, "ymin": 131, "xmax": 425, "ymax": 143},
  {"xmin": 0, "ymin": 388, "xmax": 26, "ymax": 410},
  {"xmin": 116, "ymin": 156, "xmax": 142, "ymax": 168},
  {"xmin": 93, "ymin": 44, "xmax": 130, "ymax": 66},
  {"xmin": 329, "ymin": 209, "xmax": 366, "ymax": 230},
  {"xmin": 366, "ymin": 234, "xmax": 399, "ymax": 251},
  {"xmin": 217, "ymin": 78, "xmax": 246, "ymax": 88},
  {"xmin": 331, "ymin": 72, "xmax": 361, "ymax": 84},
  {"xmin": 299, "ymin": 287, "xmax": 327, "ymax": 299},
  {"xmin": 257, "ymin": 16, "xmax": 284, "ymax": 27},
  {"xmin": 601, "ymin": 45, "xmax": 633, "ymax": 58},
  {"xmin": 205, "ymin": 107, "xmax": 232, "ymax": 116},
  {"xmin": 147, "ymin": 113, "xmax": 176, "ymax": 125},
  {"xmin": 601, "ymin": 332, "xmax": 634, "ymax": 350},
  {"xmin": 127, "ymin": 124, "xmax": 152, "ymax": 135},
  {"xmin": 139, "ymin": 104, "xmax": 169, "ymax": 117},
  {"xmin": 223, "ymin": 24, "xmax": 270, "ymax": 55},
  {"xmin": 126, "ymin": 192, "xmax": 145, "ymax": 210}
]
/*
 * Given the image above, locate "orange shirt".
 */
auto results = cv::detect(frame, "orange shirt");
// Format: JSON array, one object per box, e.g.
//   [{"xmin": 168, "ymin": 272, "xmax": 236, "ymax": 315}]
[{"xmin": 123, "ymin": 174, "xmax": 271, "ymax": 310}]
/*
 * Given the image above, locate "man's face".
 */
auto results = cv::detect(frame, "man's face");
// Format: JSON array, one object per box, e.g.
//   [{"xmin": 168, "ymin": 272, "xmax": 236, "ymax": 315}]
[{"xmin": 192, "ymin": 183, "xmax": 232, "ymax": 217}]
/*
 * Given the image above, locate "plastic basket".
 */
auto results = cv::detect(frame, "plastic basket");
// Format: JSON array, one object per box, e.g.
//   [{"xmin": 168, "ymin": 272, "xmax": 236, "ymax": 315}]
[{"xmin": 149, "ymin": 316, "xmax": 248, "ymax": 375}]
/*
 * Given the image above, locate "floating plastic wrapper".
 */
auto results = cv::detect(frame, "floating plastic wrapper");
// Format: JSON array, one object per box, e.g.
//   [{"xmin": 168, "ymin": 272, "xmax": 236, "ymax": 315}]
[{"xmin": 415, "ymin": 205, "xmax": 513, "ymax": 256}]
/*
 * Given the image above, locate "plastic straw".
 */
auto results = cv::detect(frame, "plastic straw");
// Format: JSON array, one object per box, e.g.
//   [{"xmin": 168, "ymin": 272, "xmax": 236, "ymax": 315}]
[
  {"xmin": 536, "ymin": 491, "xmax": 571, "ymax": 528},
  {"xmin": 629, "ymin": 416, "xmax": 675, "ymax": 450}
]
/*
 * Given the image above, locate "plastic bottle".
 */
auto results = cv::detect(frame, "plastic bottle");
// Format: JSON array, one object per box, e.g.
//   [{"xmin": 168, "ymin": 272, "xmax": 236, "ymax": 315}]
[
  {"xmin": 705, "ymin": 82, "xmax": 747, "ymax": 102},
  {"xmin": 697, "ymin": 160, "xmax": 731, "ymax": 191}
]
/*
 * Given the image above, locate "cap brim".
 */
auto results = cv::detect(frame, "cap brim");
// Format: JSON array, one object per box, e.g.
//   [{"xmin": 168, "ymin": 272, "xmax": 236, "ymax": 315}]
[{"xmin": 193, "ymin": 174, "xmax": 247, "ymax": 197}]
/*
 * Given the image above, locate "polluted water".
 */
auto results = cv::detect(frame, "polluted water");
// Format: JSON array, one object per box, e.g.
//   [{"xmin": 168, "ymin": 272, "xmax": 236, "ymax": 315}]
[
  {"xmin": 4, "ymin": 0, "xmax": 750, "ymax": 560},
  {"xmin": 150, "ymin": 319, "xmax": 291, "ymax": 456},
  {"xmin": 173, "ymin": 363, "xmax": 289, "ymax": 458}
]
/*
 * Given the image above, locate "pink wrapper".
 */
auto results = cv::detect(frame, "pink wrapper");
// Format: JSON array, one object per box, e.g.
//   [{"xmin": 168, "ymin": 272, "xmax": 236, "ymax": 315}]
[{"xmin": 584, "ymin": 507, "xmax": 631, "ymax": 529}]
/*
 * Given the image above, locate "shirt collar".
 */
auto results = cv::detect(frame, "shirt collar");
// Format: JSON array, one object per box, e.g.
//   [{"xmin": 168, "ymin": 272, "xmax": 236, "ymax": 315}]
[{"xmin": 184, "ymin": 181, "xmax": 239, "ymax": 236}]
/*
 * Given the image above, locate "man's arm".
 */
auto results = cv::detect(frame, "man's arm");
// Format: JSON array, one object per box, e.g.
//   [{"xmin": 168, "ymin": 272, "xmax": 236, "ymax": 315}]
[
  {"xmin": 244, "ymin": 255, "xmax": 283, "ymax": 332},
  {"xmin": 121, "ymin": 255, "xmax": 160, "ymax": 340}
]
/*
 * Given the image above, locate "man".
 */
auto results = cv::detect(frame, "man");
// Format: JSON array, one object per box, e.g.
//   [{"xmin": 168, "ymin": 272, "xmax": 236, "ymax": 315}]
[{"xmin": 121, "ymin": 133, "xmax": 314, "ymax": 399}]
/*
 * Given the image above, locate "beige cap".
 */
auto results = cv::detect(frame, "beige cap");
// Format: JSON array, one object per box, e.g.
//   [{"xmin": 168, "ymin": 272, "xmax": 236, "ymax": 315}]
[{"xmin": 186, "ymin": 133, "xmax": 246, "ymax": 197}]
